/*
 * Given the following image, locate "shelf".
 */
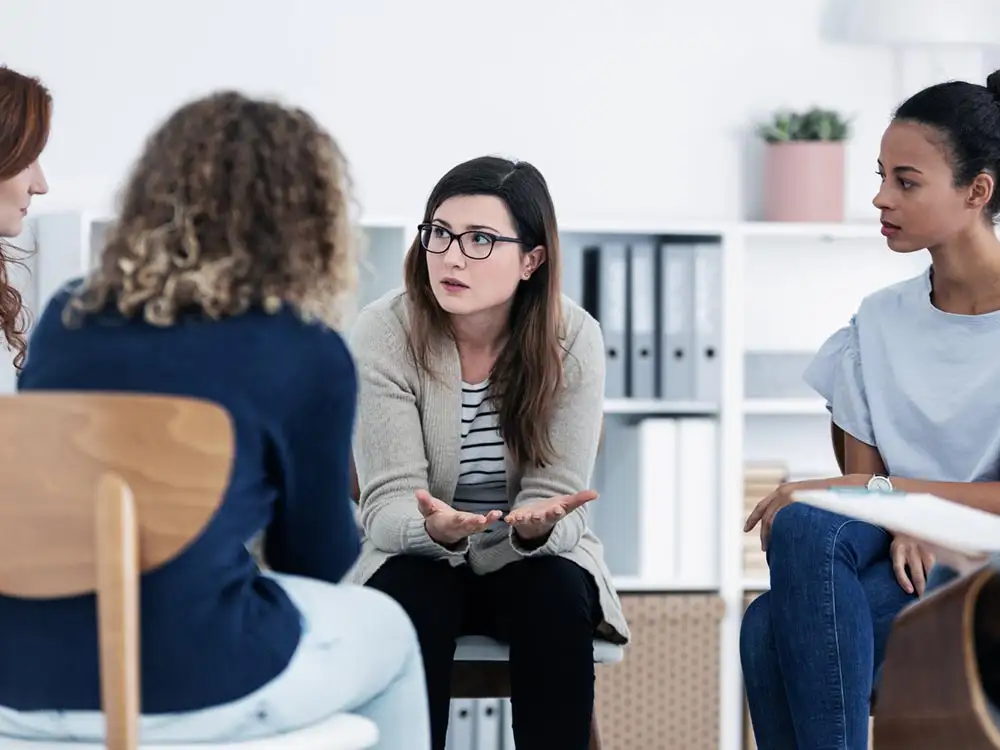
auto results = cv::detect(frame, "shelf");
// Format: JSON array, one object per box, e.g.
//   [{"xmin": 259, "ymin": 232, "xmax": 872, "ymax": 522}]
[
  {"xmin": 604, "ymin": 399, "xmax": 718, "ymax": 416},
  {"xmin": 743, "ymin": 398, "xmax": 827, "ymax": 416},
  {"xmin": 560, "ymin": 219, "xmax": 726, "ymax": 237},
  {"xmin": 558, "ymin": 220, "xmax": 882, "ymax": 242},
  {"xmin": 612, "ymin": 576, "xmax": 720, "ymax": 593},
  {"xmin": 740, "ymin": 221, "xmax": 881, "ymax": 241}
]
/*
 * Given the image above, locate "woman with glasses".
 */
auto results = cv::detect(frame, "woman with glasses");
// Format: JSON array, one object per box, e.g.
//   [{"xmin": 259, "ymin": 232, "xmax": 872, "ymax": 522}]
[{"xmin": 348, "ymin": 155, "xmax": 629, "ymax": 750}]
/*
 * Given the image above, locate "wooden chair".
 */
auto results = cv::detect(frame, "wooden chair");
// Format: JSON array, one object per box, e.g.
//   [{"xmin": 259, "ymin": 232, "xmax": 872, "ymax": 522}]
[
  {"xmin": 0, "ymin": 392, "xmax": 378, "ymax": 750},
  {"xmin": 349, "ymin": 454, "xmax": 623, "ymax": 750},
  {"xmin": 873, "ymin": 563, "xmax": 1000, "ymax": 749}
]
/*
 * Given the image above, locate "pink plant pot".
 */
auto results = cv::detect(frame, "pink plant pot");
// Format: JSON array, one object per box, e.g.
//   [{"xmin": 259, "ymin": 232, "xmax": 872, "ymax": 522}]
[{"xmin": 762, "ymin": 141, "xmax": 846, "ymax": 222}]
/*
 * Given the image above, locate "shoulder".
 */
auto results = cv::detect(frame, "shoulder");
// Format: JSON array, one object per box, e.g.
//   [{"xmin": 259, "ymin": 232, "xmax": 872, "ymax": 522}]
[
  {"xmin": 348, "ymin": 287, "xmax": 411, "ymax": 360},
  {"xmin": 855, "ymin": 267, "xmax": 930, "ymax": 323},
  {"xmin": 559, "ymin": 294, "xmax": 603, "ymax": 358},
  {"xmin": 28, "ymin": 277, "xmax": 86, "ymax": 342},
  {"xmin": 558, "ymin": 295, "xmax": 604, "ymax": 386}
]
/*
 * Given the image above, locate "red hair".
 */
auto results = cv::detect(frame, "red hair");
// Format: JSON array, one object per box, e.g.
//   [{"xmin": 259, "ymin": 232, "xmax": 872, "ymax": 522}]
[{"xmin": 0, "ymin": 66, "xmax": 51, "ymax": 369}]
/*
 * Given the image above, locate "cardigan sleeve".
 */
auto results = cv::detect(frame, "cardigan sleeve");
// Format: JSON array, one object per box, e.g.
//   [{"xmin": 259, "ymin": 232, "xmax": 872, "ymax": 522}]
[
  {"xmin": 350, "ymin": 304, "xmax": 470, "ymax": 560},
  {"xmin": 471, "ymin": 311, "xmax": 605, "ymax": 571}
]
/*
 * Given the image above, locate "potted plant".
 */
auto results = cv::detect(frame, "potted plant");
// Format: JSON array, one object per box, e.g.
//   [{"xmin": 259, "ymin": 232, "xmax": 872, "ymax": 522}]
[{"xmin": 757, "ymin": 107, "xmax": 852, "ymax": 222}]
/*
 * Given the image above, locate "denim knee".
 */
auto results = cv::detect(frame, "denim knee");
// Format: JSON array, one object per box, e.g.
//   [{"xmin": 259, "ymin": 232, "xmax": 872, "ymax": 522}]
[{"xmin": 767, "ymin": 502, "xmax": 838, "ymax": 568}]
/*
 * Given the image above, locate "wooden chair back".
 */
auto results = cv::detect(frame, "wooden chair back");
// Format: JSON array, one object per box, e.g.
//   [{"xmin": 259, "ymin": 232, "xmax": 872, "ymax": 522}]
[
  {"xmin": 875, "ymin": 564, "xmax": 1000, "ymax": 749},
  {"xmin": 0, "ymin": 393, "xmax": 235, "ymax": 750}
]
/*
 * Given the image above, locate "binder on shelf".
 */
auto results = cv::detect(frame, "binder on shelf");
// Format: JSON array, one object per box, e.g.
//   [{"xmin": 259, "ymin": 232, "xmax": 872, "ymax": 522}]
[
  {"xmin": 558, "ymin": 233, "xmax": 586, "ymax": 306},
  {"xmin": 445, "ymin": 699, "xmax": 476, "ymax": 749},
  {"xmin": 674, "ymin": 417, "xmax": 719, "ymax": 586},
  {"xmin": 582, "ymin": 242, "xmax": 628, "ymax": 399},
  {"xmin": 635, "ymin": 416, "xmax": 720, "ymax": 587},
  {"xmin": 590, "ymin": 415, "xmax": 642, "ymax": 578},
  {"xmin": 692, "ymin": 243, "xmax": 722, "ymax": 402},
  {"xmin": 658, "ymin": 242, "xmax": 695, "ymax": 400},
  {"xmin": 474, "ymin": 698, "xmax": 503, "ymax": 750},
  {"xmin": 627, "ymin": 240, "xmax": 657, "ymax": 399},
  {"xmin": 638, "ymin": 418, "xmax": 678, "ymax": 581},
  {"xmin": 499, "ymin": 699, "xmax": 515, "ymax": 750}
]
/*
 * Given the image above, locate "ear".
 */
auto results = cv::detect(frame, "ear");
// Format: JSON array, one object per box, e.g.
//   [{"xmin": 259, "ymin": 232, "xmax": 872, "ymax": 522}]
[
  {"xmin": 968, "ymin": 171, "xmax": 995, "ymax": 210},
  {"xmin": 522, "ymin": 245, "xmax": 547, "ymax": 279}
]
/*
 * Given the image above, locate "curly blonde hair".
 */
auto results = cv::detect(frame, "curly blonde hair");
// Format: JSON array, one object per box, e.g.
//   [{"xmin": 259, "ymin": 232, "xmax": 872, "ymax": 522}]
[{"xmin": 64, "ymin": 91, "xmax": 357, "ymax": 329}]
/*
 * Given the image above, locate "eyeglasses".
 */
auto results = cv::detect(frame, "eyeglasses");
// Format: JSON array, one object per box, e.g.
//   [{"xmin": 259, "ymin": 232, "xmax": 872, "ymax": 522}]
[{"xmin": 417, "ymin": 223, "xmax": 528, "ymax": 261}]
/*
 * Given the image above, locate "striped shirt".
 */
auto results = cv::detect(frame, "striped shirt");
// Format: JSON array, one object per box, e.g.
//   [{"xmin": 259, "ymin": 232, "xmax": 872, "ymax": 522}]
[{"xmin": 453, "ymin": 379, "xmax": 509, "ymax": 518}]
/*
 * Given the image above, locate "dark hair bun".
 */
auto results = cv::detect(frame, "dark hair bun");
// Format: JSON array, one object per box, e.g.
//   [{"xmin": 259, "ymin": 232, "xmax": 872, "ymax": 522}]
[{"xmin": 988, "ymin": 69, "xmax": 1000, "ymax": 102}]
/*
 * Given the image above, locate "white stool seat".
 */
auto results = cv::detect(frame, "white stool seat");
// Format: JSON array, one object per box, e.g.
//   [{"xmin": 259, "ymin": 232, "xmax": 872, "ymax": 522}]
[
  {"xmin": 3, "ymin": 711, "xmax": 378, "ymax": 750},
  {"xmin": 454, "ymin": 634, "xmax": 624, "ymax": 664}
]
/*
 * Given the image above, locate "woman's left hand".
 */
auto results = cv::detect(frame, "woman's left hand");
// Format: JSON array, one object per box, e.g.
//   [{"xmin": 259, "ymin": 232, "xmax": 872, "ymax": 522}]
[
  {"xmin": 745, "ymin": 474, "xmax": 866, "ymax": 552},
  {"xmin": 506, "ymin": 490, "xmax": 598, "ymax": 541}
]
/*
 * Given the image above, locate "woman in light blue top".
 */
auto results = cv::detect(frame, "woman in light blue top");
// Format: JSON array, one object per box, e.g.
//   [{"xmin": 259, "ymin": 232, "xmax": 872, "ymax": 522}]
[{"xmin": 741, "ymin": 68, "xmax": 1000, "ymax": 750}]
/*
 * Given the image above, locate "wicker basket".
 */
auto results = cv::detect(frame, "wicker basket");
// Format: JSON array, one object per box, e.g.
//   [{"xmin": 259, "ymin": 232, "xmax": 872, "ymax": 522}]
[{"xmin": 595, "ymin": 593, "xmax": 725, "ymax": 749}]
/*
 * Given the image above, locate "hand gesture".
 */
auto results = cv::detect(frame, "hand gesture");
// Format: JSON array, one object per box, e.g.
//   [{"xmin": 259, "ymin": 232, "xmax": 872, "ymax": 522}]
[
  {"xmin": 744, "ymin": 480, "xmax": 810, "ymax": 552},
  {"xmin": 416, "ymin": 490, "xmax": 502, "ymax": 547},
  {"xmin": 890, "ymin": 533, "xmax": 936, "ymax": 596},
  {"xmin": 745, "ymin": 476, "xmax": 859, "ymax": 552},
  {"xmin": 505, "ymin": 490, "xmax": 598, "ymax": 541}
]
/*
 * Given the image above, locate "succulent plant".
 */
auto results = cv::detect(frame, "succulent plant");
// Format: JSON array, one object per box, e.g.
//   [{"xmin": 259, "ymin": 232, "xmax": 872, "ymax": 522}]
[{"xmin": 757, "ymin": 107, "xmax": 852, "ymax": 143}]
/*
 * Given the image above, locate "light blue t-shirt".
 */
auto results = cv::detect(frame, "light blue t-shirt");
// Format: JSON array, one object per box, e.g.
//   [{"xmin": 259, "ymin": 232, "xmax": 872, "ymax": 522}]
[{"xmin": 804, "ymin": 265, "xmax": 1000, "ymax": 484}]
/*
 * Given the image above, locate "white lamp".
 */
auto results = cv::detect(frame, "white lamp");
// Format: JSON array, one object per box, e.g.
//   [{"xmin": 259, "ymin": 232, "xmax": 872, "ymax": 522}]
[
  {"xmin": 843, "ymin": 0, "xmax": 1000, "ymax": 46},
  {"xmin": 838, "ymin": 0, "xmax": 1000, "ymax": 98}
]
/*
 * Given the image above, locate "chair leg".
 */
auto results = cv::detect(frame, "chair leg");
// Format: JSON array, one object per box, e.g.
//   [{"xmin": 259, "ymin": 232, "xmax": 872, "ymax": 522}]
[{"xmin": 589, "ymin": 707, "xmax": 602, "ymax": 750}]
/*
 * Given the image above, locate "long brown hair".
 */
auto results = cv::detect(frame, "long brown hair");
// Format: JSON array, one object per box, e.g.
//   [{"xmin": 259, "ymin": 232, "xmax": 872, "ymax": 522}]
[
  {"xmin": 65, "ymin": 91, "xmax": 357, "ymax": 330},
  {"xmin": 403, "ymin": 156, "xmax": 564, "ymax": 469},
  {"xmin": 0, "ymin": 66, "xmax": 51, "ymax": 369}
]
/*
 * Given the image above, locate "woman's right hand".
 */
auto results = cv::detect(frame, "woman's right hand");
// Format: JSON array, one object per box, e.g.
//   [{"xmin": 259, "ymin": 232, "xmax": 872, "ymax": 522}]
[
  {"xmin": 890, "ymin": 533, "xmax": 936, "ymax": 595},
  {"xmin": 415, "ymin": 490, "xmax": 502, "ymax": 546}
]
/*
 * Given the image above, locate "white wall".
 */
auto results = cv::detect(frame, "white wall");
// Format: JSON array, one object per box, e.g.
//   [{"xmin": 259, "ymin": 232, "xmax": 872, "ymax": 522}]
[{"xmin": 7, "ymin": 0, "xmax": 991, "ymax": 228}]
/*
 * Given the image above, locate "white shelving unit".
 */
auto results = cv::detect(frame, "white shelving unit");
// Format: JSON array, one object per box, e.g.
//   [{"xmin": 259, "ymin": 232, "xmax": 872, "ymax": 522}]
[{"xmin": 9, "ymin": 211, "xmax": 933, "ymax": 750}]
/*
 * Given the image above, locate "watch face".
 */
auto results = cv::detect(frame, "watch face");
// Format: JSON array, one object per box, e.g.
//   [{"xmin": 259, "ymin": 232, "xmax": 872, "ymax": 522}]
[{"xmin": 869, "ymin": 476, "xmax": 892, "ymax": 493}]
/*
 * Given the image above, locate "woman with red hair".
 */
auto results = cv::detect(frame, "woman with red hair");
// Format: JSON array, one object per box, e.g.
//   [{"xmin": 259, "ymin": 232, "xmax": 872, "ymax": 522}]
[{"xmin": 0, "ymin": 65, "xmax": 50, "ymax": 370}]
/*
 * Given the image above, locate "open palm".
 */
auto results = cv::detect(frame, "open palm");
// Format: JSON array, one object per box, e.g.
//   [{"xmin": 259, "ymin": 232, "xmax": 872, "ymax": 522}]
[
  {"xmin": 506, "ymin": 490, "xmax": 598, "ymax": 540},
  {"xmin": 416, "ymin": 490, "xmax": 502, "ymax": 546}
]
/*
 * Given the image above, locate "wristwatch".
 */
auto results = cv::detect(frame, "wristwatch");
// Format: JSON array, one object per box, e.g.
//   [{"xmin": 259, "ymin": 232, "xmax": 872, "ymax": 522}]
[{"xmin": 867, "ymin": 474, "xmax": 894, "ymax": 493}]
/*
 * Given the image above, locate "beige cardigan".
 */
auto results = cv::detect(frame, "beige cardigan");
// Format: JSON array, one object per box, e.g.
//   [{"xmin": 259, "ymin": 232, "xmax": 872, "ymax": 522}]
[{"xmin": 346, "ymin": 289, "xmax": 629, "ymax": 644}]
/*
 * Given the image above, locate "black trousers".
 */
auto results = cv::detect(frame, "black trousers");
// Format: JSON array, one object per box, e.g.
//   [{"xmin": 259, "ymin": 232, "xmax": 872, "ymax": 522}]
[{"xmin": 366, "ymin": 553, "xmax": 602, "ymax": 750}]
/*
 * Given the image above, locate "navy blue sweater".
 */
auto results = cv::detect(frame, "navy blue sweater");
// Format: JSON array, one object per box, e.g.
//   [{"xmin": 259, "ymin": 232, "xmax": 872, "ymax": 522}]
[{"xmin": 0, "ymin": 284, "xmax": 361, "ymax": 713}]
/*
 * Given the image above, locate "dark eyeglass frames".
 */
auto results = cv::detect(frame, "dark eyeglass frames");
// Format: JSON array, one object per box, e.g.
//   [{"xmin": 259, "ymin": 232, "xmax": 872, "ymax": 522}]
[{"xmin": 417, "ymin": 223, "xmax": 529, "ymax": 260}]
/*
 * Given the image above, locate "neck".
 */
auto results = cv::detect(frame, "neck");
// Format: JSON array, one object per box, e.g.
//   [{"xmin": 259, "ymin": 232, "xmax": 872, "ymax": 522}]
[
  {"xmin": 450, "ymin": 305, "xmax": 510, "ymax": 354},
  {"xmin": 928, "ymin": 222, "xmax": 1000, "ymax": 314}
]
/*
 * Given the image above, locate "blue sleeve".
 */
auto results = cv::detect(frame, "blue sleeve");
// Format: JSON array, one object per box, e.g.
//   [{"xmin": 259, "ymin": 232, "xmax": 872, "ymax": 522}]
[
  {"xmin": 263, "ymin": 327, "xmax": 361, "ymax": 582},
  {"xmin": 803, "ymin": 315, "xmax": 876, "ymax": 446}
]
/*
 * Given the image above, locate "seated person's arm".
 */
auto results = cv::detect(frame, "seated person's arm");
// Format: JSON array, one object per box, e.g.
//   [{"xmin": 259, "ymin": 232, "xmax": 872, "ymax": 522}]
[
  {"xmin": 831, "ymin": 420, "xmax": 847, "ymax": 475},
  {"xmin": 473, "ymin": 315, "xmax": 604, "ymax": 571},
  {"xmin": 262, "ymin": 330, "xmax": 361, "ymax": 583},
  {"xmin": 843, "ymin": 428, "xmax": 887, "ymax": 476},
  {"xmin": 350, "ymin": 308, "xmax": 469, "ymax": 559}
]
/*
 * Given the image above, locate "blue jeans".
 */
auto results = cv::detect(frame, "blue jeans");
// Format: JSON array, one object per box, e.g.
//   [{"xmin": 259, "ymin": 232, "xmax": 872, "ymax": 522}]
[
  {"xmin": 0, "ymin": 574, "xmax": 430, "ymax": 749},
  {"xmin": 740, "ymin": 503, "xmax": 917, "ymax": 750}
]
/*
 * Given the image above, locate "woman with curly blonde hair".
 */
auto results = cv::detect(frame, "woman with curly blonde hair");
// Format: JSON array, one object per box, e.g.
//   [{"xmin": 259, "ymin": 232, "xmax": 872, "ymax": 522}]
[
  {"xmin": 0, "ymin": 64, "xmax": 50, "ymax": 370},
  {"xmin": 0, "ymin": 91, "xmax": 429, "ymax": 749}
]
